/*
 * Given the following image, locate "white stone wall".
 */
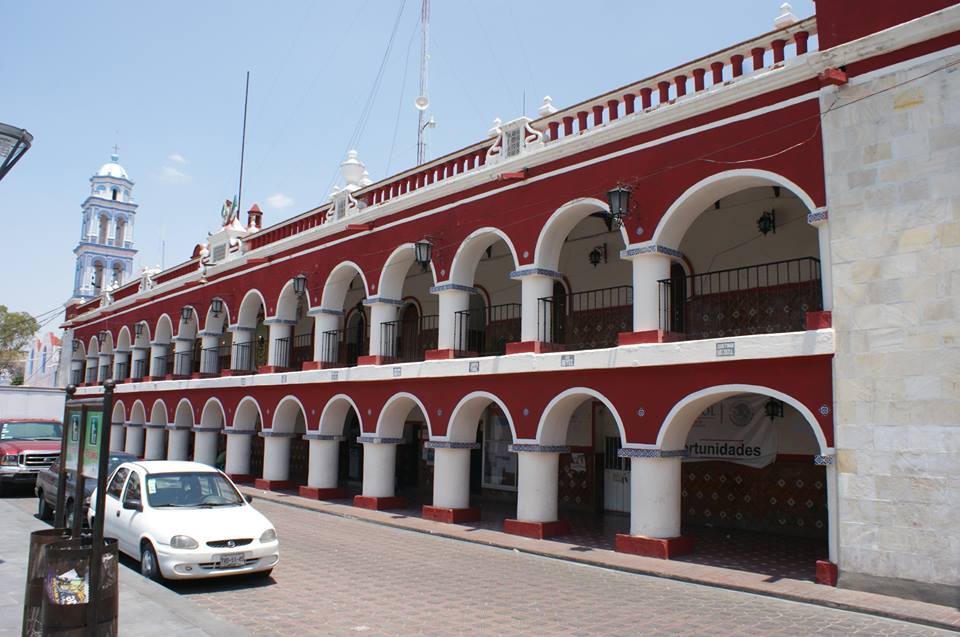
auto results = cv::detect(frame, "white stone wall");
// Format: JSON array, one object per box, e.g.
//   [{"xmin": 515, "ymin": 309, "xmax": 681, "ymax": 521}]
[{"xmin": 824, "ymin": 49, "xmax": 960, "ymax": 590}]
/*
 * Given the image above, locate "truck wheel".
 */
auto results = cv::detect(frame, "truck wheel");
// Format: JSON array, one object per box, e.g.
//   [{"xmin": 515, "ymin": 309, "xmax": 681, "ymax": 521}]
[{"xmin": 37, "ymin": 491, "xmax": 53, "ymax": 521}]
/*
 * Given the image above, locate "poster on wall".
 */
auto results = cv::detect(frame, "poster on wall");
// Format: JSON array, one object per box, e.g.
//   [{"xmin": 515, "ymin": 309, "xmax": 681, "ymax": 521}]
[
  {"xmin": 64, "ymin": 410, "xmax": 82, "ymax": 471},
  {"xmin": 684, "ymin": 396, "xmax": 778, "ymax": 468},
  {"xmin": 81, "ymin": 410, "xmax": 103, "ymax": 479}
]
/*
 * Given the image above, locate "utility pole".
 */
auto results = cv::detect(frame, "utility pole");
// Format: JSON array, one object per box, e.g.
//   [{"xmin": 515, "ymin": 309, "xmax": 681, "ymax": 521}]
[{"xmin": 415, "ymin": 0, "xmax": 431, "ymax": 165}]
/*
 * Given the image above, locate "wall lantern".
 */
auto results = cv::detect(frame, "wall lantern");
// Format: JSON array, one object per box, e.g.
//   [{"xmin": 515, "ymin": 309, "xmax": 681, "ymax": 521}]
[
  {"xmin": 211, "ymin": 299, "xmax": 224, "ymax": 317},
  {"xmin": 180, "ymin": 306, "xmax": 193, "ymax": 321},
  {"xmin": 292, "ymin": 273, "xmax": 307, "ymax": 296},
  {"xmin": 72, "ymin": 340, "xmax": 80, "ymax": 352},
  {"xmin": 98, "ymin": 330, "xmax": 109, "ymax": 344},
  {"xmin": 765, "ymin": 398, "xmax": 785, "ymax": 420},
  {"xmin": 606, "ymin": 185, "xmax": 631, "ymax": 230},
  {"xmin": 414, "ymin": 239, "xmax": 433, "ymax": 271},
  {"xmin": 588, "ymin": 243, "xmax": 608, "ymax": 268},
  {"xmin": 757, "ymin": 210, "xmax": 776, "ymax": 236},
  {"xmin": 134, "ymin": 323, "xmax": 144, "ymax": 338}
]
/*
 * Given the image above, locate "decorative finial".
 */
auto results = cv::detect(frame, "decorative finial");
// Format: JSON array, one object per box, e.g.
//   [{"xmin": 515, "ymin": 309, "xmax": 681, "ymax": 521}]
[
  {"xmin": 111, "ymin": 144, "xmax": 120, "ymax": 162},
  {"xmin": 538, "ymin": 96, "xmax": 558, "ymax": 117},
  {"xmin": 774, "ymin": 2, "xmax": 797, "ymax": 28}
]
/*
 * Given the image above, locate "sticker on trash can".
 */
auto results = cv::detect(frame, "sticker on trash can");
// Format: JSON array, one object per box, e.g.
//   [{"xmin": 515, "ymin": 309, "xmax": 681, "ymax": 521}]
[{"xmin": 45, "ymin": 568, "xmax": 88, "ymax": 605}]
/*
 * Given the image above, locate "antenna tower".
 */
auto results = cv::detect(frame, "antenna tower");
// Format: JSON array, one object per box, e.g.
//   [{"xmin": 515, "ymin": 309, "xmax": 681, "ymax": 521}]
[{"xmin": 416, "ymin": 0, "xmax": 431, "ymax": 165}]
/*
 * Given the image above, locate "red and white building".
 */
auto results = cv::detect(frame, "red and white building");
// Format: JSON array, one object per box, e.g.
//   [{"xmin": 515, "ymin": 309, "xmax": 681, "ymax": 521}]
[{"xmin": 60, "ymin": 0, "xmax": 960, "ymax": 604}]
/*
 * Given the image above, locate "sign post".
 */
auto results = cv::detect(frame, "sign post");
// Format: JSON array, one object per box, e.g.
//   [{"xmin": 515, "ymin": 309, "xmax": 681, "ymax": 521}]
[
  {"xmin": 55, "ymin": 385, "xmax": 77, "ymax": 529},
  {"xmin": 69, "ymin": 404, "xmax": 89, "ymax": 538},
  {"xmin": 86, "ymin": 379, "xmax": 115, "ymax": 637}
]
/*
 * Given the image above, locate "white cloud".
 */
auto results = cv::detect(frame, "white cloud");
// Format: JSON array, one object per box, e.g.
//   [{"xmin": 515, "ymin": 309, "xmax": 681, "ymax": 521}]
[
  {"xmin": 167, "ymin": 153, "xmax": 188, "ymax": 165},
  {"xmin": 267, "ymin": 193, "xmax": 294, "ymax": 209},
  {"xmin": 159, "ymin": 165, "xmax": 191, "ymax": 183}
]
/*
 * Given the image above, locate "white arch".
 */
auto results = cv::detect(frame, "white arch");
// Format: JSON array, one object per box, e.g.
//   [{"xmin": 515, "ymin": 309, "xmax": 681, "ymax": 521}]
[
  {"xmin": 375, "ymin": 392, "xmax": 432, "ymax": 439},
  {"xmin": 154, "ymin": 314, "xmax": 174, "ymax": 343},
  {"xmin": 236, "ymin": 289, "xmax": 267, "ymax": 328},
  {"xmin": 655, "ymin": 384, "xmax": 829, "ymax": 452},
  {"xmin": 115, "ymin": 326, "xmax": 132, "ymax": 352},
  {"xmin": 111, "ymin": 400, "xmax": 126, "ymax": 423},
  {"xmin": 445, "ymin": 391, "xmax": 516, "ymax": 444},
  {"xmin": 270, "ymin": 395, "xmax": 308, "ymax": 433},
  {"xmin": 651, "ymin": 169, "xmax": 819, "ymax": 249},
  {"xmin": 72, "ymin": 340, "xmax": 86, "ymax": 361},
  {"xmin": 199, "ymin": 397, "xmax": 226, "ymax": 428},
  {"xmin": 129, "ymin": 400, "xmax": 147, "ymax": 425},
  {"xmin": 86, "ymin": 336, "xmax": 100, "ymax": 358},
  {"xmin": 133, "ymin": 321, "xmax": 151, "ymax": 347},
  {"xmin": 177, "ymin": 306, "xmax": 200, "ymax": 339},
  {"xmin": 534, "ymin": 387, "xmax": 626, "ymax": 446},
  {"xmin": 174, "ymin": 398, "xmax": 195, "ymax": 427},
  {"xmin": 376, "ymin": 243, "xmax": 438, "ymax": 301},
  {"xmin": 320, "ymin": 261, "xmax": 370, "ymax": 310},
  {"xmin": 204, "ymin": 298, "xmax": 231, "ymax": 334},
  {"xmin": 149, "ymin": 399, "xmax": 168, "ymax": 426},
  {"xmin": 534, "ymin": 197, "xmax": 630, "ymax": 271},
  {"xmin": 448, "ymin": 227, "xmax": 520, "ymax": 287},
  {"xmin": 233, "ymin": 396, "xmax": 264, "ymax": 431},
  {"xmin": 274, "ymin": 277, "xmax": 313, "ymax": 322},
  {"xmin": 318, "ymin": 394, "xmax": 363, "ymax": 436},
  {"xmin": 99, "ymin": 331, "xmax": 114, "ymax": 354}
]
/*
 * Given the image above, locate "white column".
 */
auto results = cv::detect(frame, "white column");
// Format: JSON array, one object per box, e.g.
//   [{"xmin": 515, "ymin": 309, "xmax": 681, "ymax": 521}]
[
  {"xmin": 361, "ymin": 440, "xmax": 398, "ymax": 497},
  {"xmin": 434, "ymin": 287, "xmax": 471, "ymax": 350},
  {"xmin": 307, "ymin": 438, "xmax": 341, "ymax": 488},
  {"xmin": 130, "ymin": 346, "xmax": 149, "ymax": 380},
  {"xmin": 311, "ymin": 311, "xmax": 341, "ymax": 362},
  {"xmin": 144, "ymin": 426, "xmax": 166, "ymax": 460},
  {"xmin": 98, "ymin": 354, "xmax": 111, "ymax": 381},
  {"xmin": 515, "ymin": 448, "xmax": 563, "ymax": 522},
  {"xmin": 266, "ymin": 321, "xmax": 293, "ymax": 367},
  {"xmin": 627, "ymin": 250, "xmax": 672, "ymax": 333},
  {"xmin": 194, "ymin": 430, "xmax": 219, "ymax": 466},
  {"xmin": 225, "ymin": 431, "xmax": 252, "ymax": 475},
  {"xmin": 629, "ymin": 455, "xmax": 682, "ymax": 538},
  {"xmin": 124, "ymin": 425, "xmax": 144, "ymax": 457},
  {"xmin": 109, "ymin": 422, "xmax": 125, "ymax": 452},
  {"xmin": 813, "ymin": 216, "xmax": 833, "ymax": 311},
  {"xmin": 173, "ymin": 336, "xmax": 193, "ymax": 376},
  {"xmin": 432, "ymin": 446, "xmax": 474, "ymax": 509},
  {"xmin": 229, "ymin": 326, "xmax": 254, "ymax": 370},
  {"xmin": 198, "ymin": 333, "xmax": 221, "ymax": 374},
  {"xmin": 167, "ymin": 428, "xmax": 190, "ymax": 461},
  {"xmin": 149, "ymin": 341, "xmax": 168, "ymax": 377},
  {"xmin": 516, "ymin": 273, "xmax": 556, "ymax": 342},
  {"xmin": 366, "ymin": 300, "xmax": 399, "ymax": 358},
  {"xmin": 825, "ymin": 457, "xmax": 839, "ymax": 562},
  {"xmin": 85, "ymin": 357, "xmax": 97, "ymax": 383},
  {"xmin": 262, "ymin": 435, "xmax": 292, "ymax": 481}
]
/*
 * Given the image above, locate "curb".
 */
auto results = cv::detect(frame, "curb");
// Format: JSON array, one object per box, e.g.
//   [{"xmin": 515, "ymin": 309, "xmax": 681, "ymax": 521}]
[{"xmin": 241, "ymin": 487, "xmax": 960, "ymax": 633}]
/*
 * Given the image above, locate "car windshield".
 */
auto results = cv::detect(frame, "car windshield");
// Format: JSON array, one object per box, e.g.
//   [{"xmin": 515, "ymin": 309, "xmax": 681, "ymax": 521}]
[
  {"xmin": 0, "ymin": 422, "xmax": 62, "ymax": 441},
  {"xmin": 144, "ymin": 471, "xmax": 244, "ymax": 508}
]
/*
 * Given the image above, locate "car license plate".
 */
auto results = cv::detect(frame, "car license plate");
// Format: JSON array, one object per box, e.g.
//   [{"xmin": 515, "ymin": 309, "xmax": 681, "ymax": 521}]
[{"xmin": 218, "ymin": 552, "xmax": 246, "ymax": 568}]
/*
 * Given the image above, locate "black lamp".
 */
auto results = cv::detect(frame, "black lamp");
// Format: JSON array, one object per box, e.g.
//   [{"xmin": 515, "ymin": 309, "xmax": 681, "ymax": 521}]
[
  {"xmin": 757, "ymin": 210, "xmax": 776, "ymax": 236},
  {"xmin": 293, "ymin": 273, "xmax": 307, "ymax": 296},
  {"xmin": 180, "ymin": 306, "xmax": 193, "ymax": 321},
  {"xmin": 135, "ymin": 323, "xmax": 144, "ymax": 338},
  {"xmin": 606, "ymin": 185, "xmax": 631, "ymax": 230},
  {"xmin": 72, "ymin": 340, "xmax": 80, "ymax": 352},
  {"xmin": 414, "ymin": 239, "xmax": 433, "ymax": 271},
  {"xmin": 765, "ymin": 398, "xmax": 785, "ymax": 420},
  {"xmin": 98, "ymin": 330, "xmax": 109, "ymax": 344},
  {"xmin": 588, "ymin": 243, "xmax": 608, "ymax": 268},
  {"xmin": 211, "ymin": 298, "xmax": 224, "ymax": 317}
]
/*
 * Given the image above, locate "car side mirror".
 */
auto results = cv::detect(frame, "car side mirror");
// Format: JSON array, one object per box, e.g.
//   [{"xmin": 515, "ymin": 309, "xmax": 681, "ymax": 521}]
[
  {"xmin": 123, "ymin": 499, "xmax": 142, "ymax": 512},
  {"xmin": 244, "ymin": 494, "xmax": 254, "ymax": 504}
]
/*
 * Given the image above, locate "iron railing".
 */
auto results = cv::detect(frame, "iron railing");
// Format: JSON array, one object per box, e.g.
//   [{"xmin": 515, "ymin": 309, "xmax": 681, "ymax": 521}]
[
  {"xmin": 454, "ymin": 303, "xmax": 522, "ymax": 356},
  {"xmin": 321, "ymin": 329, "xmax": 365, "ymax": 367},
  {"xmin": 539, "ymin": 285, "xmax": 632, "ymax": 350},
  {"xmin": 115, "ymin": 361, "xmax": 129, "ymax": 381},
  {"xmin": 84, "ymin": 366, "xmax": 96, "ymax": 384},
  {"xmin": 380, "ymin": 315, "xmax": 438, "ymax": 361},
  {"xmin": 71, "ymin": 368, "xmax": 83, "ymax": 385},
  {"xmin": 152, "ymin": 355, "xmax": 168, "ymax": 378},
  {"xmin": 98, "ymin": 364, "xmax": 111, "ymax": 382},
  {"xmin": 174, "ymin": 351, "xmax": 194, "ymax": 377},
  {"xmin": 292, "ymin": 333, "xmax": 314, "ymax": 369},
  {"xmin": 132, "ymin": 358, "xmax": 146, "ymax": 381},
  {"xmin": 658, "ymin": 257, "xmax": 822, "ymax": 340},
  {"xmin": 200, "ymin": 345, "xmax": 227, "ymax": 375},
  {"xmin": 231, "ymin": 342, "xmax": 254, "ymax": 372},
  {"xmin": 273, "ymin": 336, "xmax": 292, "ymax": 369}
]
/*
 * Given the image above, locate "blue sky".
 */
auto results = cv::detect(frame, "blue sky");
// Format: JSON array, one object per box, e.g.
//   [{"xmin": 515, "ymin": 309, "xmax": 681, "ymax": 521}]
[{"xmin": 2, "ymin": 0, "xmax": 814, "ymax": 325}]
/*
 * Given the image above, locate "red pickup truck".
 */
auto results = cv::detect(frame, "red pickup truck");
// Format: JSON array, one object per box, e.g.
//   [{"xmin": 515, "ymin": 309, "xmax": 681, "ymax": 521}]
[{"xmin": 0, "ymin": 419, "xmax": 62, "ymax": 493}]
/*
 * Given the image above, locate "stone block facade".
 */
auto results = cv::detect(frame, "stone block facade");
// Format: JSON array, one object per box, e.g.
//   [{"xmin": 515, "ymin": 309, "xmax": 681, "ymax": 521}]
[{"xmin": 823, "ymin": 49, "xmax": 960, "ymax": 602}]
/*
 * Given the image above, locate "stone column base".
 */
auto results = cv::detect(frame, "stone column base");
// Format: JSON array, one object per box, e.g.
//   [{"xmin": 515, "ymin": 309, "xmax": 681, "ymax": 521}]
[
  {"xmin": 424, "ymin": 348, "xmax": 478, "ymax": 360},
  {"xmin": 301, "ymin": 361, "xmax": 341, "ymax": 371},
  {"xmin": 816, "ymin": 560, "xmax": 838, "ymax": 586},
  {"xmin": 422, "ymin": 505, "xmax": 481, "ymax": 524},
  {"xmin": 299, "ymin": 486, "xmax": 347, "ymax": 500},
  {"xmin": 227, "ymin": 473, "xmax": 255, "ymax": 484},
  {"xmin": 257, "ymin": 365, "xmax": 291, "ymax": 374},
  {"xmin": 504, "ymin": 341, "xmax": 566, "ymax": 355},
  {"xmin": 614, "ymin": 533, "xmax": 694, "ymax": 559},
  {"xmin": 356, "ymin": 355, "xmax": 398, "ymax": 366},
  {"xmin": 617, "ymin": 330, "xmax": 683, "ymax": 346},
  {"xmin": 503, "ymin": 519, "xmax": 571, "ymax": 539},
  {"xmin": 806, "ymin": 310, "xmax": 833, "ymax": 329},
  {"xmin": 353, "ymin": 495, "xmax": 407, "ymax": 510},
  {"xmin": 254, "ymin": 479, "xmax": 297, "ymax": 491}
]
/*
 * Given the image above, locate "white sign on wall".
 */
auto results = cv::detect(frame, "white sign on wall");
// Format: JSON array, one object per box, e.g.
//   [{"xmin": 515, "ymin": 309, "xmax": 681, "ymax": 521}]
[{"xmin": 684, "ymin": 395, "xmax": 778, "ymax": 468}]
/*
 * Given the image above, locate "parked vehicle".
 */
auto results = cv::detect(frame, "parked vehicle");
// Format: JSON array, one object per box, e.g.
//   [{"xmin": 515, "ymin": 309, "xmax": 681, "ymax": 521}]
[
  {"xmin": 0, "ymin": 419, "xmax": 61, "ymax": 493},
  {"xmin": 87, "ymin": 460, "xmax": 279, "ymax": 581},
  {"xmin": 34, "ymin": 451, "xmax": 138, "ymax": 526}
]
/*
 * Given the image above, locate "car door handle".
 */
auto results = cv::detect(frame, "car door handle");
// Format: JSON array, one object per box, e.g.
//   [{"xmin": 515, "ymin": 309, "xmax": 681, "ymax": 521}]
[{"xmin": 116, "ymin": 511, "xmax": 120, "ymax": 517}]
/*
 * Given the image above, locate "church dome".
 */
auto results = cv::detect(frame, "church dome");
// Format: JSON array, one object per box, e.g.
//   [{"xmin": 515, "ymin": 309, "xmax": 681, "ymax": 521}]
[{"xmin": 96, "ymin": 153, "xmax": 128, "ymax": 180}]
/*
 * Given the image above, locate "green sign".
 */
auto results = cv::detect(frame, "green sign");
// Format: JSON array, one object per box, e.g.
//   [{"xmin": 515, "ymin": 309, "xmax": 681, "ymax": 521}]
[
  {"xmin": 82, "ymin": 411, "xmax": 103, "ymax": 480},
  {"xmin": 65, "ymin": 410, "xmax": 82, "ymax": 471}
]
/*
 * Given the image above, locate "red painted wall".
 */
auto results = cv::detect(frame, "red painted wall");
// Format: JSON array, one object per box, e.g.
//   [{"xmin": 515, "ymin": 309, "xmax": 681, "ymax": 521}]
[{"xmin": 816, "ymin": 0, "xmax": 957, "ymax": 50}]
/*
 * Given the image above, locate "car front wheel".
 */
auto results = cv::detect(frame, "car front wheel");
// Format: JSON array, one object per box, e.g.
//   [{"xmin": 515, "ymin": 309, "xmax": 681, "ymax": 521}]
[
  {"xmin": 140, "ymin": 542, "xmax": 162, "ymax": 581},
  {"xmin": 37, "ymin": 491, "xmax": 53, "ymax": 521}
]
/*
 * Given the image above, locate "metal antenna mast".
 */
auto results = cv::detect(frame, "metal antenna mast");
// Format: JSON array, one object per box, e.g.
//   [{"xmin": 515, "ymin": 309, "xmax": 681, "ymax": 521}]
[
  {"xmin": 236, "ymin": 71, "xmax": 250, "ymax": 218},
  {"xmin": 415, "ymin": 0, "xmax": 431, "ymax": 165}
]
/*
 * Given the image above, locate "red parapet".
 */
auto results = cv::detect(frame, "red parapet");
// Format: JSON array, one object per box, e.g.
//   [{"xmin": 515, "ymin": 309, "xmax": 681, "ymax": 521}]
[
  {"xmin": 548, "ymin": 121, "xmax": 560, "ymax": 141},
  {"xmin": 607, "ymin": 99, "xmax": 619, "ymax": 121},
  {"xmin": 639, "ymin": 87, "xmax": 653, "ymax": 110},
  {"xmin": 692, "ymin": 68, "xmax": 706, "ymax": 91},
  {"xmin": 795, "ymin": 31, "xmax": 810, "ymax": 55},
  {"xmin": 576, "ymin": 111, "xmax": 588, "ymax": 132},
  {"xmin": 657, "ymin": 80, "xmax": 671, "ymax": 104},
  {"xmin": 674, "ymin": 74, "xmax": 687, "ymax": 97},
  {"xmin": 710, "ymin": 61, "xmax": 725, "ymax": 84},
  {"xmin": 562, "ymin": 116, "xmax": 574, "ymax": 136},
  {"xmin": 772, "ymin": 39, "xmax": 787, "ymax": 64},
  {"xmin": 751, "ymin": 46, "xmax": 766, "ymax": 71},
  {"xmin": 623, "ymin": 93, "xmax": 636, "ymax": 115},
  {"xmin": 731, "ymin": 54, "xmax": 745, "ymax": 77}
]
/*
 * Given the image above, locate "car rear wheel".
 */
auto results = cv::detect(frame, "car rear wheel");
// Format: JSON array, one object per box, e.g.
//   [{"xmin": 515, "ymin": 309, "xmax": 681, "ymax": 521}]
[
  {"xmin": 140, "ymin": 542, "xmax": 162, "ymax": 581},
  {"xmin": 37, "ymin": 491, "xmax": 53, "ymax": 521}
]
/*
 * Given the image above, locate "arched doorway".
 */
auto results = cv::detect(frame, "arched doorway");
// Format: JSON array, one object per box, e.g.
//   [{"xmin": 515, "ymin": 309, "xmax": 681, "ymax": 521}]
[{"xmin": 317, "ymin": 263, "xmax": 370, "ymax": 367}]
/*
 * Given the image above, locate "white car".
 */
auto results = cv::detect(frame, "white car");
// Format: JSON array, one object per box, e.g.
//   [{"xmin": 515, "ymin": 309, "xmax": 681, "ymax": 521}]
[{"xmin": 88, "ymin": 460, "xmax": 279, "ymax": 581}]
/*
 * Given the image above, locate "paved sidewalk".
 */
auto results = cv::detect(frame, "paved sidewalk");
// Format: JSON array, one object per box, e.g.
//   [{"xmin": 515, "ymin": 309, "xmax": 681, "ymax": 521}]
[
  {"xmin": 0, "ymin": 498, "xmax": 251, "ymax": 637},
  {"xmin": 240, "ymin": 486, "xmax": 960, "ymax": 633}
]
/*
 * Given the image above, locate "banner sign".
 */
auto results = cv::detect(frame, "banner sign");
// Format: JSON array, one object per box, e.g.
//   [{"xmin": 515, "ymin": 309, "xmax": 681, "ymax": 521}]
[
  {"xmin": 64, "ymin": 410, "xmax": 82, "ymax": 471},
  {"xmin": 81, "ymin": 410, "xmax": 103, "ymax": 480},
  {"xmin": 684, "ymin": 396, "xmax": 778, "ymax": 468}
]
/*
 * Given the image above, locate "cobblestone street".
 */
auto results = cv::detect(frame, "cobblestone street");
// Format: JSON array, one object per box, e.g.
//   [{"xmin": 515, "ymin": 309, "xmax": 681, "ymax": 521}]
[{"xmin": 7, "ymin": 492, "xmax": 950, "ymax": 637}]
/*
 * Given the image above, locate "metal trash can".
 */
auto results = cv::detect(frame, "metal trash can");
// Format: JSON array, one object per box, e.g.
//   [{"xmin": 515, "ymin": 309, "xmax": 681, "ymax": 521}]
[
  {"xmin": 40, "ymin": 538, "xmax": 119, "ymax": 637},
  {"xmin": 21, "ymin": 528, "xmax": 72, "ymax": 637}
]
